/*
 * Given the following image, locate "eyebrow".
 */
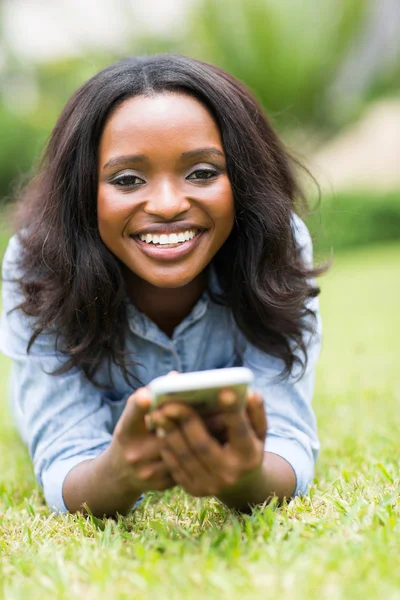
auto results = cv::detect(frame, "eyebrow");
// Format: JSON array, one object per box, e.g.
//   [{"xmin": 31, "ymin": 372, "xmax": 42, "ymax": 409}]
[
  {"xmin": 181, "ymin": 147, "xmax": 225, "ymax": 160},
  {"xmin": 102, "ymin": 147, "xmax": 225, "ymax": 170}
]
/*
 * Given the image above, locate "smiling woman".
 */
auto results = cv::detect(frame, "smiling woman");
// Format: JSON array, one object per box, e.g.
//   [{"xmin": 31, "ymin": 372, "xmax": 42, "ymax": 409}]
[
  {"xmin": 0, "ymin": 54, "xmax": 323, "ymax": 518},
  {"xmin": 97, "ymin": 93, "xmax": 234, "ymax": 305}
]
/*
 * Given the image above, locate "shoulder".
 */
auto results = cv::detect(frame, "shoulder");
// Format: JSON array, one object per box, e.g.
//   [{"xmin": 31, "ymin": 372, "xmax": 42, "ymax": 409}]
[
  {"xmin": 290, "ymin": 212, "xmax": 313, "ymax": 267},
  {"xmin": 1, "ymin": 233, "xmax": 50, "ymax": 357},
  {"xmin": 1, "ymin": 233, "xmax": 25, "ymax": 279}
]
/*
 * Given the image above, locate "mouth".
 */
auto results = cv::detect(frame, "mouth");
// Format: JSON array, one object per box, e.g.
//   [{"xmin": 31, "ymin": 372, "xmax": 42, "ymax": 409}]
[{"xmin": 129, "ymin": 229, "xmax": 206, "ymax": 261}]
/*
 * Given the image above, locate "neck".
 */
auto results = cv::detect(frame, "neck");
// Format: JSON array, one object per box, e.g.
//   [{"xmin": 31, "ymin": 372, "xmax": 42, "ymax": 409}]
[{"xmin": 125, "ymin": 270, "xmax": 208, "ymax": 337}]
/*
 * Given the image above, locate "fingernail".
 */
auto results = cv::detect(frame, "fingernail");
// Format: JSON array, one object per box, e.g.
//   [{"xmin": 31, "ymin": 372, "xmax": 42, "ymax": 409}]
[
  {"xmin": 156, "ymin": 427, "xmax": 166, "ymax": 438},
  {"xmin": 136, "ymin": 388, "xmax": 151, "ymax": 407},
  {"xmin": 219, "ymin": 389, "xmax": 237, "ymax": 405}
]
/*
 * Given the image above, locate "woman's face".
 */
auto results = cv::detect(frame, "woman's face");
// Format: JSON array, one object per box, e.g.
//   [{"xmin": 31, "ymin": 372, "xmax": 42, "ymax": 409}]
[{"xmin": 97, "ymin": 92, "xmax": 235, "ymax": 289}]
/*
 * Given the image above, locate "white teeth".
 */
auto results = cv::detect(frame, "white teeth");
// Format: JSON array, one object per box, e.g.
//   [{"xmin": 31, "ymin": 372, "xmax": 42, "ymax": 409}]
[{"xmin": 138, "ymin": 229, "xmax": 198, "ymax": 245}]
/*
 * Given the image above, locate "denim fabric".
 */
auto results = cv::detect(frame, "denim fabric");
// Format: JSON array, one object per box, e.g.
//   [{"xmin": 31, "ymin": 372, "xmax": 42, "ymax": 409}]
[{"xmin": 0, "ymin": 214, "xmax": 321, "ymax": 514}]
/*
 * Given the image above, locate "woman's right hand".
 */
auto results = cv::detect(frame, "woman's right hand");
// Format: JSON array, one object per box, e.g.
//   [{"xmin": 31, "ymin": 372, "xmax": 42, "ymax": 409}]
[{"xmin": 108, "ymin": 387, "xmax": 175, "ymax": 494}]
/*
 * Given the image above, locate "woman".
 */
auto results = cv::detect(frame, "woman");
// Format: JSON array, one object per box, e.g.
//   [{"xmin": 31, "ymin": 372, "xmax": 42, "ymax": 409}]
[{"xmin": 0, "ymin": 54, "xmax": 322, "ymax": 517}]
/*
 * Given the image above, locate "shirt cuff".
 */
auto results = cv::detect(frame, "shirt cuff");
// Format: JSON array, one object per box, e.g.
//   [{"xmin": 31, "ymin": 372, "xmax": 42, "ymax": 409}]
[
  {"xmin": 41, "ymin": 455, "xmax": 145, "ymax": 515},
  {"xmin": 264, "ymin": 434, "xmax": 315, "ymax": 496},
  {"xmin": 42, "ymin": 455, "xmax": 100, "ymax": 514}
]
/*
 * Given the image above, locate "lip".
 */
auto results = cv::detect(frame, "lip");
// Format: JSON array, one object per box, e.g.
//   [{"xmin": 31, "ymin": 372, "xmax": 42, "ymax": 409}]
[{"xmin": 129, "ymin": 230, "xmax": 206, "ymax": 261}]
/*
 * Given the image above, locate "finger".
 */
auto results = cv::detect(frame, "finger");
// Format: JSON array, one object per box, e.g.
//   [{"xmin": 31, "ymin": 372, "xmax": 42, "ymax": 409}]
[
  {"xmin": 138, "ymin": 459, "xmax": 172, "ymax": 482},
  {"xmin": 140, "ymin": 435, "xmax": 168, "ymax": 461},
  {"xmin": 139, "ymin": 460, "xmax": 176, "ymax": 491},
  {"xmin": 159, "ymin": 447, "xmax": 194, "ymax": 490},
  {"xmin": 150, "ymin": 405, "xmax": 192, "ymax": 435},
  {"xmin": 144, "ymin": 372, "xmax": 179, "ymax": 431},
  {"xmin": 153, "ymin": 403, "xmax": 222, "ymax": 435},
  {"xmin": 219, "ymin": 388, "xmax": 239, "ymax": 410},
  {"xmin": 204, "ymin": 413, "xmax": 228, "ymax": 443},
  {"xmin": 152, "ymin": 473, "xmax": 176, "ymax": 491},
  {"xmin": 204, "ymin": 413, "xmax": 226, "ymax": 431},
  {"xmin": 162, "ymin": 425, "xmax": 213, "ymax": 483},
  {"xmin": 153, "ymin": 402, "xmax": 197, "ymax": 423},
  {"xmin": 119, "ymin": 388, "xmax": 151, "ymax": 437},
  {"xmin": 179, "ymin": 411, "xmax": 224, "ymax": 471},
  {"xmin": 224, "ymin": 408, "xmax": 256, "ymax": 456},
  {"xmin": 246, "ymin": 390, "xmax": 268, "ymax": 441},
  {"xmin": 145, "ymin": 410, "xmax": 175, "ymax": 433}
]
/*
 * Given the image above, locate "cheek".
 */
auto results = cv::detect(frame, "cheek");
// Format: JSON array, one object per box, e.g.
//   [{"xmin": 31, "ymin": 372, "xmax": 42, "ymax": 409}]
[
  {"xmin": 97, "ymin": 187, "xmax": 129, "ymax": 240},
  {"xmin": 97, "ymin": 188, "xmax": 112, "ymax": 228},
  {"xmin": 208, "ymin": 181, "xmax": 235, "ymax": 230}
]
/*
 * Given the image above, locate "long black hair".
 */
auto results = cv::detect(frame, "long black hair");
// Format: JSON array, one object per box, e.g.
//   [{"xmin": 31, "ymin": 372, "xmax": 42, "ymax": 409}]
[{"xmin": 9, "ymin": 54, "xmax": 323, "ymax": 387}]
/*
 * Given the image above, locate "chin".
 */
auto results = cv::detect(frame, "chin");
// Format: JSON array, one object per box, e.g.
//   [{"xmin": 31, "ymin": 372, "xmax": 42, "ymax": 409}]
[
  {"xmin": 146, "ymin": 266, "xmax": 204, "ymax": 289},
  {"xmin": 150, "ymin": 276, "xmax": 197, "ymax": 289}
]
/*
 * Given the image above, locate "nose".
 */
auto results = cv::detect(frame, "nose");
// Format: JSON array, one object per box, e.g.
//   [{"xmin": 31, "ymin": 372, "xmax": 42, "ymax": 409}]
[{"xmin": 143, "ymin": 179, "xmax": 191, "ymax": 220}]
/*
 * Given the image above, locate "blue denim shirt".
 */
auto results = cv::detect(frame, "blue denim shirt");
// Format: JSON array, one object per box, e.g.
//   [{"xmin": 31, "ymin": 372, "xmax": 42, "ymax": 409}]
[{"xmin": 0, "ymin": 214, "xmax": 321, "ymax": 514}]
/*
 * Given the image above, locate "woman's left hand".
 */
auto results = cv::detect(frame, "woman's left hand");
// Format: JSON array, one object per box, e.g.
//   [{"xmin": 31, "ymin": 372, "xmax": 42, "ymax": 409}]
[{"xmin": 149, "ymin": 389, "xmax": 267, "ymax": 498}]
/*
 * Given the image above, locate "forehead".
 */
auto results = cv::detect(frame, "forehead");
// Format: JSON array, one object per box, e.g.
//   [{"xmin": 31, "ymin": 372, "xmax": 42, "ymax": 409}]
[{"xmin": 99, "ymin": 92, "xmax": 223, "ymax": 156}]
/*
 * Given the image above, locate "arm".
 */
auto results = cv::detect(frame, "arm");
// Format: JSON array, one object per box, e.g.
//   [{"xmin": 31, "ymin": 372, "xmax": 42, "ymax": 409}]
[
  {"xmin": 215, "ymin": 452, "xmax": 296, "ymax": 510},
  {"xmin": 207, "ymin": 389, "xmax": 297, "ymax": 507},
  {"xmin": 61, "ymin": 450, "xmax": 143, "ymax": 518},
  {"xmin": 1, "ymin": 236, "xmax": 171, "ymax": 517},
  {"xmin": 150, "ymin": 216, "xmax": 321, "ymax": 508},
  {"xmin": 150, "ymin": 390, "xmax": 297, "ymax": 511},
  {"xmin": 63, "ymin": 387, "xmax": 175, "ymax": 518},
  {"xmin": 240, "ymin": 214, "xmax": 322, "ymax": 498},
  {"xmin": 0, "ymin": 239, "xmax": 109, "ymax": 512}
]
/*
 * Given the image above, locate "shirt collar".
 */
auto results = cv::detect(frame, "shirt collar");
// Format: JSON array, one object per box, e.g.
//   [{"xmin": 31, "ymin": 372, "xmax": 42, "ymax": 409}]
[{"xmin": 125, "ymin": 262, "xmax": 223, "ymax": 341}]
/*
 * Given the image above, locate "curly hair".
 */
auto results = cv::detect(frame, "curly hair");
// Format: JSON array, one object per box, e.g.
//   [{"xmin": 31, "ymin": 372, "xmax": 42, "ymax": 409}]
[{"xmin": 8, "ymin": 54, "xmax": 323, "ymax": 388}]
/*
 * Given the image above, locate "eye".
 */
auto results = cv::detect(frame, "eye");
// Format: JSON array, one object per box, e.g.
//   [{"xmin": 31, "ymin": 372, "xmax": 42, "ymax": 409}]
[
  {"xmin": 111, "ymin": 174, "xmax": 145, "ymax": 188},
  {"xmin": 187, "ymin": 168, "xmax": 219, "ymax": 181}
]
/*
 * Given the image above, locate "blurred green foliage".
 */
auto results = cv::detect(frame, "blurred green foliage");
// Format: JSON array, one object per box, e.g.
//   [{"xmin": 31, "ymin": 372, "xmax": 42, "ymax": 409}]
[
  {"xmin": 0, "ymin": 53, "xmax": 115, "ymax": 201},
  {"xmin": 0, "ymin": 103, "xmax": 43, "ymax": 200},
  {"xmin": 0, "ymin": 0, "xmax": 399, "ymax": 212},
  {"xmin": 307, "ymin": 191, "xmax": 400, "ymax": 255},
  {"xmin": 184, "ymin": 0, "xmax": 366, "ymax": 130}
]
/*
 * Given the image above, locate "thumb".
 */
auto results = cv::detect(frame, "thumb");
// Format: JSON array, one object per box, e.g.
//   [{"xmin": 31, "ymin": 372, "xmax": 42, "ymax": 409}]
[
  {"xmin": 119, "ymin": 387, "xmax": 152, "ymax": 438},
  {"xmin": 246, "ymin": 390, "xmax": 268, "ymax": 441}
]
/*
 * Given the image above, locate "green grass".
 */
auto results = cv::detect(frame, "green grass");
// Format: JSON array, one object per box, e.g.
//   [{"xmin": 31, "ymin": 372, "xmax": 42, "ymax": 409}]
[{"xmin": 1, "ymin": 242, "xmax": 400, "ymax": 599}]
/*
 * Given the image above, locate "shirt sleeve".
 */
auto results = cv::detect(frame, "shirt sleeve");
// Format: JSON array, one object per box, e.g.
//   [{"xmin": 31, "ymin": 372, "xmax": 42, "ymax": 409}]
[
  {"xmin": 242, "ymin": 214, "xmax": 322, "ymax": 496},
  {"xmin": 0, "ymin": 235, "xmax": 116, "ymax": 514}
]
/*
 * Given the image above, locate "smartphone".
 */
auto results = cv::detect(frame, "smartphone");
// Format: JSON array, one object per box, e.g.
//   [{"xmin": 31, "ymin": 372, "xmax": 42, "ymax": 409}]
[{"xmin": 148, "ymin": 367, "xmax": 254, "ymax": 417}]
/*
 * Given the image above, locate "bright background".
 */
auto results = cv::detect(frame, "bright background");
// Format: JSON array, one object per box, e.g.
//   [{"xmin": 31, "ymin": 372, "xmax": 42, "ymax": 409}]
[
  {"xmin": 0, "ymin": 0, "xmax": 399, "ymax": 250},
  {"xmin": 0, "ymin": 1, "xmax": 399, "ymax": 598}
]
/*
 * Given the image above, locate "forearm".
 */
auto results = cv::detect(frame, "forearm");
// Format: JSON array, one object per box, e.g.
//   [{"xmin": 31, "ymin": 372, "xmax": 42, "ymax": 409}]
[
  {"xmin": 62, "ymin": 447, "xmax": 143, "ymax": 518},
  {"xmin": 216, "ymin": 452, "xmax": 296, "ymax": 511}
]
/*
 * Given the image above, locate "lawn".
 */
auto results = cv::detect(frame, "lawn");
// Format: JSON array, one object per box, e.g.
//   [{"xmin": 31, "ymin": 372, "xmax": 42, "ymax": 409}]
[{"xmin": 1, "ymin": 241, "xmax": 399, "ymax": 599}]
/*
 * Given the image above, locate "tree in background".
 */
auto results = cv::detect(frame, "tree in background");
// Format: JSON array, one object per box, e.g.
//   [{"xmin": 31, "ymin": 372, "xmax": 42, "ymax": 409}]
[
  {"xmin": 183, "ymin": 0, "xmax": 366, "ymax": 132},
  {"xmin": 0, "ymin": 0, "xmax": 399, "ymax": 203},
  {"xmin": 329, "ymin": 0, "xmax": 400, "ymax": 118}
]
